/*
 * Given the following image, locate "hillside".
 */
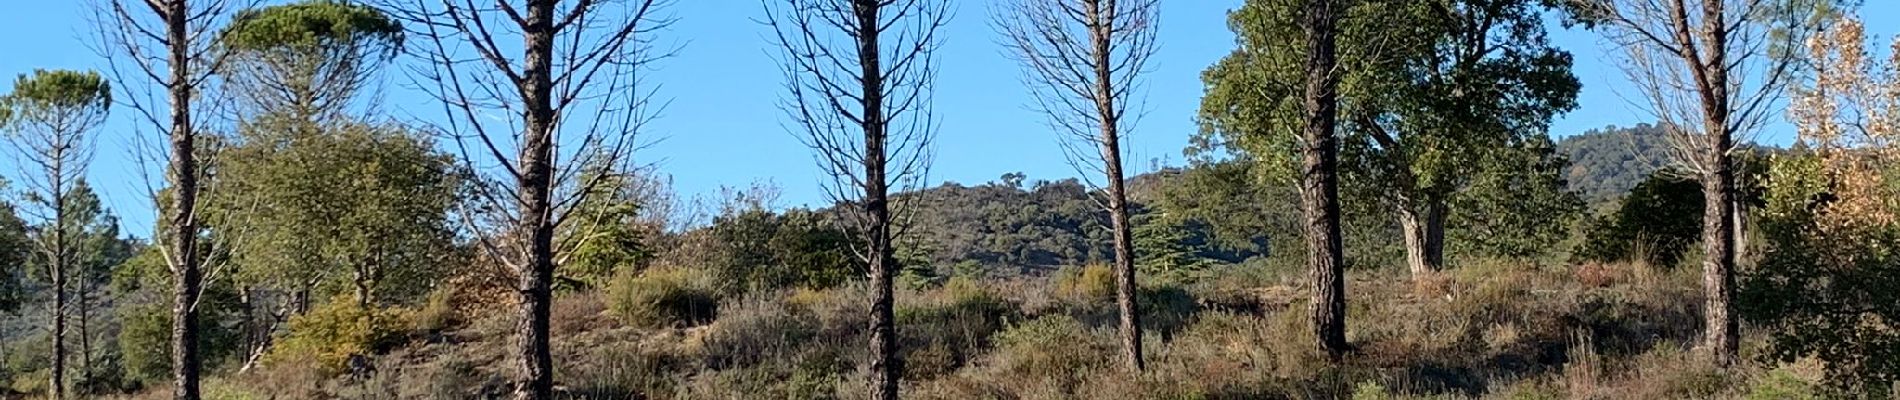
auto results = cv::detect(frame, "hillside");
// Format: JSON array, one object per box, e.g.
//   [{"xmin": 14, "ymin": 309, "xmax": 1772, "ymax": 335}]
[{"xmin": 1555, "ymin": 124, "xmax": 1674, "ymax": 205}]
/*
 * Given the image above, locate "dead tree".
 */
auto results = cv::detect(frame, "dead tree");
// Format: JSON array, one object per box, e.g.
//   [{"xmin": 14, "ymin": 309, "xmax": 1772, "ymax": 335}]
[
  {"xmin": 382, "ymin": 1, "xmax": 673, "ymax": 398},
  {"xmin": 1302, "ymin": 0, "xmax": 1349, "ymax": 358},
  {"xmin": 995, "ymin": 0, "xmax": 1159, "ymax": 372},
  {"xmin": 93, "ymin": 0, "xmax": 248, "ymax": 398},
  {"xmin": 1569, "ymin": 0, "xmax": 1829, "ymax": 366},
  {"xmin": 764, "ymin": 0, "xmax": 949, "ymax": 398}
]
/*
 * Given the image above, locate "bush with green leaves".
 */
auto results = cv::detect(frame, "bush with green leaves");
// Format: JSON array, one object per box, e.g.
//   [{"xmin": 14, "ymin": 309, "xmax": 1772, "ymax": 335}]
[
  {"xmin": 707, "ymin": 209, "xmax": 861, "ymax": 292},
  {"xmin": 263, "ymin": 296, "xmax": 414, "ymax": 374},
  {"xmin": 1741, "ymin": 154, "xmax": 1900, "ymax": 393},
  {"xmin": 1576, "ymin": 171, "xmax": 1704, "ymax": 267},
  {"xmin": 606, "ymin": 266, "xmax": 721, "ymax": 328}
]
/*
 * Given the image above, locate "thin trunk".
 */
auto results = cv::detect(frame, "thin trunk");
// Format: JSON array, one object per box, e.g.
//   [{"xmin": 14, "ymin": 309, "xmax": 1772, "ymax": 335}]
[
  {"xmin": 1086, "ymin": 0, "xmax": 1143, "ymax": 373},
  {"xmin": 854, "ymin": 1, "xmax": 900, "ymax": 398},
  {"xmin": 51, "ymin": 248, "xmax": 65, "ymax": 400},
  {"xmin": 1732, "ymin": 197, "xmax": 1747, "ymax": 262},
  {"xmin": 1701, "ymin": 149, "xmax": 1739, "ymax": 365},
  {"xmin": 79, "ymin": 288, "xmax": 92, "ymax": 395},
  {"xmin": 1301, "ymin": 0, "xmax": 1349, "ymax": 359},
  {"xmin": 353, "ymin": 264, "xmax": 373, "ymax": 310},
  {"xmin": 49, "ymin": 153, "xmax": 69, "ymax": 400},
  {"xmin": 1399, "ymin": 200, "xmax": 1447, "ymax": 277},
  {"xmin": 512, "ymin": 1, "xmax": 558, "ymax": 399}
]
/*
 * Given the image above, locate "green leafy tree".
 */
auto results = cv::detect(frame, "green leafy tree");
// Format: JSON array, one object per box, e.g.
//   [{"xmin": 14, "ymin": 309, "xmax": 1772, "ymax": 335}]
[
  {"xmin": 1200, "ymin": 0, "xmax": 1579, "ymax": 278},
  {"xmin": 220, "ymin": 0, "xmax": 402, "ymax": 124},
  {"xmin": 1448, "ymin": 136, "xmax": 1586, "ymax": 261},
  {"xmin": 2, "ymin": 69, "xmax": 111, "ymax": 400},
  {"xmin": 1131, "ymin": 214, "xmax": 1218, "ymax": 278},
  {"xmin": 0, "ymin": 183, "xmax": 27, "ymax": 316},
  {"xmin": 1199, "ymin": 0, "xmax": 1352, "ymax": 357},
  {"xmin": 1337, "ymin": 0, "xmax": 1578, "ymax": 275},
  {"xmin": 213, "ymin": 0, "xmax": 454, "ymax": 321},
  {"xmin": 556, "ymin": 166, "xmax": 659, "ymax": 290},
  {"xmin": 1576, "ymin": 172, "xmax": 1704, "ymax": 268}
]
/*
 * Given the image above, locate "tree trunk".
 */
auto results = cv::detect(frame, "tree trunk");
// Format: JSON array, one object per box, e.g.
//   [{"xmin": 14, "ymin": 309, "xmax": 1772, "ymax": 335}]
[
  {"xmin": 1701, "ymin": 151, "xmax": 1738, "ymax": 366},
  {"xmin": 51, "ymin": 251, "xmax": 66, "ymax": 400},
  {"xmin": 1087, "ymin": 0, "xmax": 1143, "ymax": 373},
  {"xmin": 1399, "ymin": 200, "xmax": 1447, "ymax": 277},
  {"xmin": 49, "ymin": 154, "xmax": 69, "ymax": 400},
  {"xmin": 854, "ymin": 1, "xmax": 900, "ymax": 398},
  {"xmin": 1300, "ymin": 0, "xmax": 1349, "ymax": 359},
  {"xmin": 79, "ymin": 288, "xmax": 92, "ymax": 395},
  {"xmin": 353, "ymin": 264, "xmax": 374, "ymax": 310},
  {"xmin": 512, "ymin": 1, "xmax": 558, "ymax": 399},
  {"xmin": 1688, "ymin": 0, "xmax": 1738, "ymax": 367},
  {"xmin": 162, "ymin": 0, "xmax": 205, "ymax": 398}
]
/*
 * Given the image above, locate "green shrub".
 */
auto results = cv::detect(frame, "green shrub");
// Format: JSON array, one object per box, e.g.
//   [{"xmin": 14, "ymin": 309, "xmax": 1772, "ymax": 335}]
[
  {"xmin": 897, "ymin": 277, "xmax": 1020, "ymax": 379},
  {"xmin": 1053, "ymin": 264, "xmax": 1115, "ymax": 300},
  {"xmin": 1575, "ymin": 172, "xmax": 1703, "ymax": 267},
  {"xmin": 264, "ymin": 297, "xmax": 414, "ymax": 374},
  {"xmin": 987, "ymin": 314, "xmax": 1111, "ymax": 391},
  {"xmin": 606, "ymin": 266, "xmax": 720, "ymax": 328},
  {"xmin": 1744, "ymin": 368, "xmax": 1820, "ymax": 400},
  {"xmin": 1351, "ymin": 380, "xmax": 1392, "ymax": 400},
  {"xmin": 412, "ymin": 285, "xmax": 461, "ymax": 333},
  {"xmin": 118, "ymin": 301, "xmax": 241, "ymax": 387},
  {"xmin": 8, "ymin": 368, "xmax": 46, "ymax": 395}
]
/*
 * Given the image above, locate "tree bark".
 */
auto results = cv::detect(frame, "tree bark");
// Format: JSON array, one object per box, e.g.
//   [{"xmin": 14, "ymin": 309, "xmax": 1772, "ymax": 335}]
[
  {"xmin": 853, "ymin": 1, "xmax": 900, "ymax": 398},
  {"xmin": 1087, "ymin": 0, "xmax": 1144, "ymax": 373},
  {"xmin": 51, "ymin": 247, "xmax": 66, "ymax": 400},
  {"xmin": 1399, "ymin": 200, "xmax": 1446, "ymax": 277},
  {"xmin": 1685, "ymin": 0, "xmax": 1738, "ymax": 366},
  {"xmin": 1700, "ymin": 146, "xmax": 1739, "ymax": 366},
  {"xmin": 1301, "ymin": 0, "xmax": 1349, "ymax": 359},
  {"xmin": 78, "ymin": 287, "xmax": 92, "ymax": 395},
  {"xmin": 512, "ymin": 1, "xmax": 558, "ymax": 399},
  {"xmin": 159, "ymin": 0, "xmax": 205, "ymax": 398}
]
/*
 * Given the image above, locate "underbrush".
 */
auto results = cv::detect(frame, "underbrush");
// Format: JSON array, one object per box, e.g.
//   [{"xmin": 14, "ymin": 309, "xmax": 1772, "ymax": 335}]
[{"xmin": 153, "ymin": 259, "xmax": 1844, "ymax": 399}]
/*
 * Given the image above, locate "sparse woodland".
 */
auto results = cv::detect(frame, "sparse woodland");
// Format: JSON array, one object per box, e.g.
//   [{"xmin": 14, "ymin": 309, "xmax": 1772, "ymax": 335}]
[{"xmin": 0, "ymin": 0, "xmax": 1897, "ymax": 399}]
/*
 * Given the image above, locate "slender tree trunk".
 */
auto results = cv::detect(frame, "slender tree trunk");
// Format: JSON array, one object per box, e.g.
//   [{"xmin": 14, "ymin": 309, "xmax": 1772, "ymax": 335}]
[
  {"xmin": 1701, "ymin": 145, "xmax": 1738, "ymax": 365},
  {"xmin": 159, "ymin": 1, "xmax": 205, "ymax": 397},
  {"xmin": 353, "ymin": 263, "xmax": 374, "ymax": 310},
  {"xmin": 853, "ymin": 1, "xmax": 901, "ymax": 398},
  {"xmin": 1085, "ymin": 0, "xmax": 1144, "ymax": 373},
  {"xmin": 1399, "ymin": 200, "xmax": 1446, "ymax": 277},
  {"xmin": 51, "ymin": 248, "xmax": 66, "ymax": 400},
  {"xmin": 512, "ymin": 1, "xmax": 558, "ymax": 399},
  {"xmin": 48, "ymin": 157, "xmax": 69, "ymax": 400},
  {"xmin": 79, "ymin": 288, "xmax": 92, "ymax": 395},
  {"xmin": 1301, "ymin": 0, "xmax": 1349, "ymax": 359}
]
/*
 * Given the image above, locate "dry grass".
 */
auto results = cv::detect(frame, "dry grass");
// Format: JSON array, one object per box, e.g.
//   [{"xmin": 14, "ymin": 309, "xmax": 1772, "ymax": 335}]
[{"xmin": 118, "ymin": 258, "xmax": 1842, "ymax": 399}]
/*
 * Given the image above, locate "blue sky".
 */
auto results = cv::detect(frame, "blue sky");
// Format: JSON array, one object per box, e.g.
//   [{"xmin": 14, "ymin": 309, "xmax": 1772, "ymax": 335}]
[{"xmin": 1, "ymin": 1, "xmax": 1896, "ymax": 237}]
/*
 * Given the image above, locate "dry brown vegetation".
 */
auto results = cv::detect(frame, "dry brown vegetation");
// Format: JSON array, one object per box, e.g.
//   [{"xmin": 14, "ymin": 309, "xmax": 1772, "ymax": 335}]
[{"xmin": 88, "ymin": 256, "xmax": 1861, "ymax": 400}]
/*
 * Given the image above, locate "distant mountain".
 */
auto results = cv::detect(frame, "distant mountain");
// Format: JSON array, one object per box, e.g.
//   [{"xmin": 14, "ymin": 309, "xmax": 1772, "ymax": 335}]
[{"xmin": 1556, "ymin": 124, "xmax": 1674, "ymax": 205}]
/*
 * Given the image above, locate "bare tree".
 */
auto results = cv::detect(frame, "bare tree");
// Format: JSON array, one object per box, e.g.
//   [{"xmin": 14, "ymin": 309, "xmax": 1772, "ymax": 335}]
[
  {"xmin": 2, "ymin": 70, "xmax": 112, "ymax": 400},
  {"xmin": 92, "ymin": 0, "xmax": 250, "ymax": 397},
  {"xmin": 380, "ymin": 0, "xmax": 673, "ymax": 398},
  {"xmin": 1302, "ymin": 0, "xmax": 1349, "ymax": 359},
  {"xmin": 1568, "ymin": 0, "xmax": 1832, "ymax": 366},
  {"xmin": 764, "ymin": 0, "xmax": 948, "ymax": 398},
  {"xmin": 994, "ymin": 0, "xmax": 1159, "ymax": 372}
]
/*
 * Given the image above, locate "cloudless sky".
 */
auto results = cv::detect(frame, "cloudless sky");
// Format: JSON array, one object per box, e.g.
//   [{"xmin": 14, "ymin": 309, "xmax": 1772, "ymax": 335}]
[{"xmin": 1, "ymin": 1, "xmax": 1896, "ymax": 237}]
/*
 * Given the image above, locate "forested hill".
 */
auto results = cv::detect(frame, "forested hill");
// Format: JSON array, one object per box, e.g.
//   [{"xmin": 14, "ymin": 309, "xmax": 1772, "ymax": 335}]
[{"xmin": 1556, "ymin": 124, "xmax": 1673, "ymax": 204}]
